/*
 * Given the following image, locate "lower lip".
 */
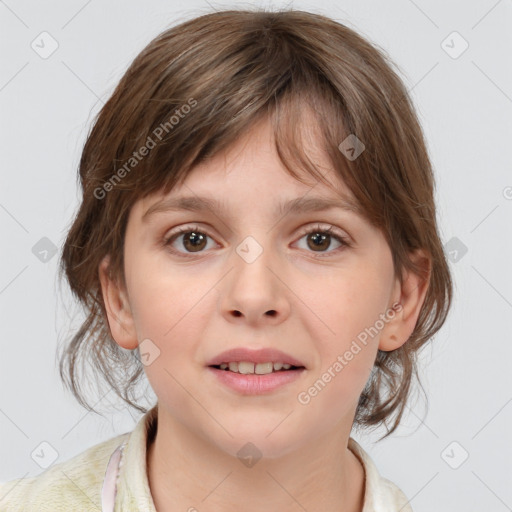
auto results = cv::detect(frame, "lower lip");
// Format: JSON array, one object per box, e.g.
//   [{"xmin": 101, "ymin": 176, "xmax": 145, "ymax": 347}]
[{"xmin": 207, "ymin": 367, "xmax": 306, "ymax": 395}]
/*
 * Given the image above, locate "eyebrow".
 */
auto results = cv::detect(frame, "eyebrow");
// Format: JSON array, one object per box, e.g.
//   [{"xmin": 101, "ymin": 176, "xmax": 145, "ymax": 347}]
[{"xmin": 142, "ymin": 194, "xmax": 362, "ymax": 223}]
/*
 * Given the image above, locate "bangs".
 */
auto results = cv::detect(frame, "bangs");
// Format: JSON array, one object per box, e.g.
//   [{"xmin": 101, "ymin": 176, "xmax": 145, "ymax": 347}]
[{"xmin": 102, "ymin": 56, "xmax": 382, "ymax": 243}]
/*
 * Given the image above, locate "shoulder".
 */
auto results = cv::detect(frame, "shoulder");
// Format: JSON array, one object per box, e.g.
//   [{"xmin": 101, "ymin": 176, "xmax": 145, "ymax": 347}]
[
  {"xmin": 0, "ymin": 432, "xmax": 130, "ymax": 512},
  {"xmin": 369, "ymin": 474, "xmax": 413, "ymax": 512},
  {"xmin": 348, "ymin": 437, "xmax": 414, "ymax": 512}
]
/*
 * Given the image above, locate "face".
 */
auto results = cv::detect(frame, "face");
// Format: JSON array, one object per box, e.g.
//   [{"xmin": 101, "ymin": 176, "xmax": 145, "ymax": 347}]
[{"xmin": 100, "ymin": 115, "xmax": 427, "ymax": 459}]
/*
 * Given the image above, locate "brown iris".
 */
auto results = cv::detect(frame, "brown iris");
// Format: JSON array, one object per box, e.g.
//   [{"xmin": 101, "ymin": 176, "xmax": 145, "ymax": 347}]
[
  {"xmin": 307, "ymin": 232, "xmax": 331, "ymax": 252},
  {"xmin": 182, "ymin": 231, "xmax": 207, "ymax": 252}
]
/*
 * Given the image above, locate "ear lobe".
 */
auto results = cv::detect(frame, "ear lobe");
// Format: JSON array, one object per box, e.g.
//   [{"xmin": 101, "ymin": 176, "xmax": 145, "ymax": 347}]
[
  {"xmin": 98, "ymin": 255, "xmax": 138, "ymax": 350},
  {"xmin": 379, "ymin": 249, "xmax": 431, "ymax": 352}
]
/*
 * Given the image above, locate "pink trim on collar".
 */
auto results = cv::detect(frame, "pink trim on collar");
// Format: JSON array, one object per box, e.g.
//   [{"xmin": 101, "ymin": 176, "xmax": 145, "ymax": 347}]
[{"xmin": 101, "ymin": 441, "xmax": 127, "ymax": 512}]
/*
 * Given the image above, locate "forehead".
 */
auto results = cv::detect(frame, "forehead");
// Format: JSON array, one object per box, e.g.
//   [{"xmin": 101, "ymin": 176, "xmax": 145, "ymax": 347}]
[{"xmin": 136, "ymin": 114, "xmax": 360, "ymax": 220}]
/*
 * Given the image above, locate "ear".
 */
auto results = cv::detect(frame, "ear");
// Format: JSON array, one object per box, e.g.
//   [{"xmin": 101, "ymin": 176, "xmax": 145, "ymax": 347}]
[
  {"xmin": 98, "ymin": 255, "xmax": 138, "ymax": 350},
  {"xmin": 379, "ymin": 249, "xmax": 431, "ymax": 352}
]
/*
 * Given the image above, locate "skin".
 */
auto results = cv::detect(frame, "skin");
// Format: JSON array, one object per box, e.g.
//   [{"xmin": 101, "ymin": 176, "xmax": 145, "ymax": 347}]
[{"xmin": 99, "ymin": 114, "xmax": 430, "ymax": 512}]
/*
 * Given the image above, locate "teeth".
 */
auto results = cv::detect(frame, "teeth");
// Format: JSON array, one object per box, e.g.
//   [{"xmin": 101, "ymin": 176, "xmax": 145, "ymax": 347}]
[
  {"xmin": 217, "ymin": 361, "xmax": 297, "ymax": 374},
  {"xmin": 238, "ymin": 361, "xmax": 255, "ymax": 374},
  {"xmin": 255, "ymin": 362, "xmax": 273, "ymax": 375}
]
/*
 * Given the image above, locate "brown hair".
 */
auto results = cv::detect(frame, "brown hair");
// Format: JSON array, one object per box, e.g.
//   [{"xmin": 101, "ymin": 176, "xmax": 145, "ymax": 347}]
[{"xmin": 58, "ymin": 8, "xmax": 453, "ymax": 436}]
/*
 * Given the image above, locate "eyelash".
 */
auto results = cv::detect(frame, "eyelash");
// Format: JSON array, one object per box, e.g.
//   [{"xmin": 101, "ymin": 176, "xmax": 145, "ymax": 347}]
[{"xmin": 162, "ymin": 223, "xmax": 351, "ymax": 258}]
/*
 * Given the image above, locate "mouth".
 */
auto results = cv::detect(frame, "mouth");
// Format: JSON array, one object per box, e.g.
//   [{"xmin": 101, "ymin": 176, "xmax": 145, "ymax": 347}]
[
  {"xmin": 209, "ymin": 361, "xmax": 305, "ymax": 374},
  {"xmin": 205, "ymin": 348, "xmax": 307, "ymax": 394},
  {"xmin": 206, "ymin": 347, "xmax": 306, "ymax": 370}
]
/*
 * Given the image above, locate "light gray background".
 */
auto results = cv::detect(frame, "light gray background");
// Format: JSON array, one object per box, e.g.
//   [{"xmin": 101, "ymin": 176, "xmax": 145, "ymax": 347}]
[{"xmin": 1, "ymin": 0, "xmax": 511, "ymax": 510}]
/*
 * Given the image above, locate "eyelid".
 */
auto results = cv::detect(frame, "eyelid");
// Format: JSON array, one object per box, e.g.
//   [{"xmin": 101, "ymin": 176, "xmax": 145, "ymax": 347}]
[{"xmin": 295, "ymin": 223, "xmax": 350, "ymax": 242}]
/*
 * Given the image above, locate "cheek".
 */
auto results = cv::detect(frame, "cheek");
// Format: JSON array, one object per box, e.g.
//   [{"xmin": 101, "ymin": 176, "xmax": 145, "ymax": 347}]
[
  {"xmin": 125, "ymin": 252, "xmax": 210, "ymax": 340},
  {"xmin": 127, "ymin": 265, "xmax": 208, "ymax": 412},
  {"xmin": 299, "ymin": 259, "xmax": 392, "ymax": 404},
  {"xmin": 310, "ymin": 263, "xmax": 393, "ymax": 348},
  {"xmin": 296, "ymin": 340, "xmax": 378, "ymax": 428},
  {"xmin": 125, "ymin": 256, "xmax": 218, "ymax": 386}
]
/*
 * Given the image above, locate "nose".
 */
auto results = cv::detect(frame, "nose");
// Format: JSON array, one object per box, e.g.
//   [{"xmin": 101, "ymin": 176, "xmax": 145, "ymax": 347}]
[{"xmin": 219, "ymin": 238, "xmax": 291, "ymax": 327}]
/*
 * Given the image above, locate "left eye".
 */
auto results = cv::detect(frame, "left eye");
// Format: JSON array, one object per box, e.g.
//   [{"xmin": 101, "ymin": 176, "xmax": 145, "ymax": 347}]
[
  {"xmin": 294, "ymin": 225, "xmax": 349, "ymax": 254},
  {"xmin": 163, "ymin": 224, "xmax": 349, "ymax": 256}
]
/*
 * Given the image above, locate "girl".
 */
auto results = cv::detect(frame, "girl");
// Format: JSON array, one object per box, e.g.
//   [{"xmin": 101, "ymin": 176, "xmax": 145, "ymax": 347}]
[{"xmin": 0, "ymin": 8, "xmax": 452, "ymax": 512}]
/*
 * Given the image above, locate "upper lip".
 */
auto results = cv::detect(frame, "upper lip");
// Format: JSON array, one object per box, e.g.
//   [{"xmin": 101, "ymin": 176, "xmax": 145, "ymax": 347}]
[{"xmin": 206, "ymin": 347, "xmax": 306, "ymax": 368}]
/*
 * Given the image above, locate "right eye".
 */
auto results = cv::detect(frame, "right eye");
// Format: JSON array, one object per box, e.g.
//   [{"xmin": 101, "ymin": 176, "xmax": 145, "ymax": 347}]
[{"xmin": 163, "ymin": 225, "xmax": 218, "ymax": 256}]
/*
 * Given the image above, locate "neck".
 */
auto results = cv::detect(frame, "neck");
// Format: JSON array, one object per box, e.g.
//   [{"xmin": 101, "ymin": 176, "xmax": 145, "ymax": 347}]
[{"xmin": 146, "ymin": 406, "xmax": 365, "ymax": 512}]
